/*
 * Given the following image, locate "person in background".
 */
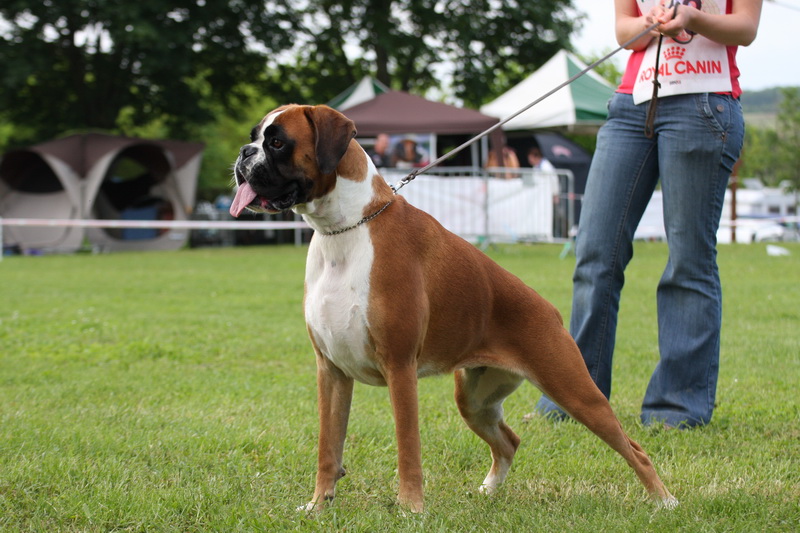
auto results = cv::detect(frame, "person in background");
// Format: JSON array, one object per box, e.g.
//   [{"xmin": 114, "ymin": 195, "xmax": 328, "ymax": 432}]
[
  {"xmin": 392, "ymin": 135, "xmax": 426, "ymax": 168},
  {"xmin": 526, "ymin": 146, "xmax": 555, "ymax": 172},
  {"xmin": 486, "ymin": 146, "xmax": 521, "ymax": 179},
  {"xmin": 527, "ymin": 146, "xmax": 562, "ymax": 236},
  {"xmin": 369, "ymin": 133, "xmax": 391, "ymax": 168},
  {"xmin": 534, "ymin": 0, "xmax": 763, "ymax": 428}
]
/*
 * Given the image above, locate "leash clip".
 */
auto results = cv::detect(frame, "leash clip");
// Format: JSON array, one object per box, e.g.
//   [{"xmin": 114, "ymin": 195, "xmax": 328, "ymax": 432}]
[{"xmin": 391, "ymin": 170, "xmax": 419, "ymax": 194}]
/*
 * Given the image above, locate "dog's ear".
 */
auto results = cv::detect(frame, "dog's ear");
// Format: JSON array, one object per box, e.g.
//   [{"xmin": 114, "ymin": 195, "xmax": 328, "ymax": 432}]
[{"xmin": 305, "ymin": 105, "xmax": 357, "ymax": 175}]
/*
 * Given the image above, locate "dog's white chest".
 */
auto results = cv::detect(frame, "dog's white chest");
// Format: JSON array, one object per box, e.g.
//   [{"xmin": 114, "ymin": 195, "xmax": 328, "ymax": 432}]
[{"xmin": 305, "ymin": 230, "xmax": 382, "ymax": 385}]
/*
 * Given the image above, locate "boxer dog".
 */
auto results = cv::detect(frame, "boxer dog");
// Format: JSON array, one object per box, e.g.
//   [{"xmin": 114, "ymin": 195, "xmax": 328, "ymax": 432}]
[{"xmin": 230, "ymin": 104, "xmax": 677, "ymax": 513}]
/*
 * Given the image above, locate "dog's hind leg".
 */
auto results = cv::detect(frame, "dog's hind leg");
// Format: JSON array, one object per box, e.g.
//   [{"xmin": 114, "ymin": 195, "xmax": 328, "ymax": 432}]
[
  {"xmin": 558, "ymin": 392, "xmax": 677, "ymax": 507},
  {"xmin": 533, "ymin": 340, "xmax": 677, "ymax": 507},
  {"xmin": 454, "ymin": 367, "xmax": 524, "ymax": 494}
]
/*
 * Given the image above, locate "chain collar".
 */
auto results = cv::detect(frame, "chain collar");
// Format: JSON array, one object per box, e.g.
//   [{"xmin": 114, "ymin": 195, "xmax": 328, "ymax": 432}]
[{"xmin": 317, "ymin": 199, "xmax": 394, "ymax": 236}]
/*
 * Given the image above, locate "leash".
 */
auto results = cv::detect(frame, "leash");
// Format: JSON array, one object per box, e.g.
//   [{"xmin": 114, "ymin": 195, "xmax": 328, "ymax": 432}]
[
  {"xmin": 391, "ymin": 19, "xmax": 664, "ymax": 194},
  {"xmin": 643, "ymin": 34, "xmax": 664, "ymax": 138},
  {"xmin": 644, "ymin": 1, "xmax": 680, "ymax": 138},
  {"xmin": 326, "ymin": 16, "xmax": 665, "ymax": 235}
]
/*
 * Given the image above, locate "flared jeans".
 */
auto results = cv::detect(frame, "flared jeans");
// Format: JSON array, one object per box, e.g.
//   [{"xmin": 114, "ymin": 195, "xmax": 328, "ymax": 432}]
[{"xmin": 537, "ymin": 91, "xmax": 744, "ymax": 427}]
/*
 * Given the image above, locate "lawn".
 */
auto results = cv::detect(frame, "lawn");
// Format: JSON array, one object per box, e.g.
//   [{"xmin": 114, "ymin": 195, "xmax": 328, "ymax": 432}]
[{"xmin": 1, "ymin": 242, "xmax": 798, "ymax": 531}]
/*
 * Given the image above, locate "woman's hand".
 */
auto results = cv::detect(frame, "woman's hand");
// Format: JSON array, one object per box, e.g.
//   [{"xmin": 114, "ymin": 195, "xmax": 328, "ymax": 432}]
[
  {"xmin": 648, "ymin": 0, "xmax": 762, "ymax": 47},
  {"xmin": 648, "ymin": 1, "xmax": 698, "ymax": 42}
]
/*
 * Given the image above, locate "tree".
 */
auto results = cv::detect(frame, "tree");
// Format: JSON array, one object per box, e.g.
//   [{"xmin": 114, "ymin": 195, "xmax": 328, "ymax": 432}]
[
  {"xmin": 774, "ymin": 87, "xmax": 800, "ymax": 194},
  {"xmin": 740, "ymin": 87, "xmax": 800, "ymax": 199},
  {"xmin": 0, "ymin": 0, "xmax": 582, "ymax": 196},
  {"xmin": 0, "ymin": 0, "xmax": 298, "ymax": 145},
  {"xmin": 270, "ymin": 0, "xmax": 581, "ymax": 108},
  {"xmin": 740, "ymin": 127, "xmax": 782, "ymax": 185},
  {"xmin": 579, "ymin": 50, "xmax": 624, "ymax": 88}
]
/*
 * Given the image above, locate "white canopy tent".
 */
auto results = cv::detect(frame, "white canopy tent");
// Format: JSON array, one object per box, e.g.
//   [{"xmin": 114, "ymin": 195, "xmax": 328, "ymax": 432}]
[{"xmin": 480, "ymin": 50, "xmax": 616, "ymax": 133}]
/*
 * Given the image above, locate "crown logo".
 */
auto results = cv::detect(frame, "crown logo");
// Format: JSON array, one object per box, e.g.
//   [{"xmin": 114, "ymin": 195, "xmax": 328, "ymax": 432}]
[{"xmin": 663, "ymin": 46, "xmax": 686, "ymax": 61}]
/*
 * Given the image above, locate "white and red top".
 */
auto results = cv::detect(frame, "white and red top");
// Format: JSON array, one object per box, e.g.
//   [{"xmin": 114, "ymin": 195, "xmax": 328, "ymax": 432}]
[{"xmin": 618, "ymin": 0, "xmax": 741, "ymax": 102}]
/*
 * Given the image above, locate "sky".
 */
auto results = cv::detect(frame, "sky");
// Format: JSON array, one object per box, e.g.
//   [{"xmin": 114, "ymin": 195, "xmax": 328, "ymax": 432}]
[{"xmin": 569, "ymin": 0, "xmax": 800, "ymax": 91}]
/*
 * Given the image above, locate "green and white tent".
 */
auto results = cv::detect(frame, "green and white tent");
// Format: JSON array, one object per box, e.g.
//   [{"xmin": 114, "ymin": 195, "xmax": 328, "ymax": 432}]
[
  {"xmin": 480, "ymin": 50, "xmax": 616, "ymax": 133},
  {"xmin": 328, "ymin": 76, "xmax": 390, "ymax": 110}
]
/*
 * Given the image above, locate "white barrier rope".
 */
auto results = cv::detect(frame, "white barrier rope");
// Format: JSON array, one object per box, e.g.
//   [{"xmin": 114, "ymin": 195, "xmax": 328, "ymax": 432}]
[
  {"xmin": 0, "ymin": 217, "xmax": 308, "ymax": 230},
  {"xmin": 719, "ymin": 215, "xmax": 800, "ymax": 227},
  {"xmin": 1, "ymin": 214, "xmax": 794, "ymax": 235},
  {"xmin": 0, "ymin": 217, "xmax": 310, "ymax": 261}
]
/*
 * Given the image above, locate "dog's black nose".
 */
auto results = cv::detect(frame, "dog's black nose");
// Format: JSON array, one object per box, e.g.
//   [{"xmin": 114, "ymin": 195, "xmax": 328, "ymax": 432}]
[{"xmin": 240, "ymin": 145, "xmax": 258, "ymax": 160}]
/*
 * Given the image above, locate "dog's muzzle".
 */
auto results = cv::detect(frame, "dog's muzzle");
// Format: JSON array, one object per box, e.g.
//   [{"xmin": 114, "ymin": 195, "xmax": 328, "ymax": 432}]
[
  {"xmin": 230, "ymin": 175, "xmax": 299, "ymax": 217},
  {"xmin": 230, "ymin": 149, "xmax": 299, "ymax": 217}
]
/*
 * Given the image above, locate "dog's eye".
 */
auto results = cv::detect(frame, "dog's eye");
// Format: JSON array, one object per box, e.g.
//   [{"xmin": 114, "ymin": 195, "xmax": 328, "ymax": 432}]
[{"xmin": 269, "ymin": 138, "xmax": 285, "ymax": 149}]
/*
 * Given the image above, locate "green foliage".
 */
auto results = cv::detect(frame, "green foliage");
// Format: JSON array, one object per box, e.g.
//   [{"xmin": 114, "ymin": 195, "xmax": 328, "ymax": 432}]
[
  {"xmin": 284, "ymin": 0, "xmax": 581, "ymax": 108},
  {"xmin": 0, "ymin": 122, "xmax": 15, "ymax": 150},
  {"xmin": 740, "ymin": 126, "xmax": 782, "ymax": 184},
  {"xmin": 740, "ymin": 86, "xmax": 785, "ymax": 114},
  {"xmin": 741, "ymin": 87, "xmax": 800, "ymax": 195},
  {"xmin": 0, "ymin": 0, "xmax": 298, "ymax": 146},
  {"xmin": 194, "ymin": 93, "xmax": 283, "ymax": 199},
  {"xmin": 775, "ymin": 87, "xmax": 800, "ymax": 191},
  {"xmin": 0, "ymin": 243, "xmax": 799, "ymax": 530},
  {"xmin": 429, "ymin": 0, "xmax": 580, "ymax": 107},
  {"xmin": 578, "ymin": 49, "xmax": 625, "ymax": 88},
  {"xmin": 0, "ymin": 0, "xmax": 580, "ymax": 148},
  {"xmin": 0, "ymin": 0, "xmax": 581, "ymax": 195}
]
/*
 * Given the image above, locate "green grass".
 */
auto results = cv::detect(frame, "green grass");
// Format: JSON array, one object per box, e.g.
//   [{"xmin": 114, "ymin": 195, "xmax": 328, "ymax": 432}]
[{"xmin": 1, "ymin": 243, "xmax": 798, "ymax": 531}]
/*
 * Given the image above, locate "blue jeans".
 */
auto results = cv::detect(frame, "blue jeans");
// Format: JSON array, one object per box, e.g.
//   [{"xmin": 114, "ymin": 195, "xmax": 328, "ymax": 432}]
[{"xmin": 536, "ymin": 92, "xmax": 744, "ymax": 428}]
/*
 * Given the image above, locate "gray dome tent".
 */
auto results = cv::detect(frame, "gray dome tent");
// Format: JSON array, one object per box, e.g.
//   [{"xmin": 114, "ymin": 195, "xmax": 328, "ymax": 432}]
[{"xmin": 1, "ymin": 133, "xmax": 203, "ymax": 253}]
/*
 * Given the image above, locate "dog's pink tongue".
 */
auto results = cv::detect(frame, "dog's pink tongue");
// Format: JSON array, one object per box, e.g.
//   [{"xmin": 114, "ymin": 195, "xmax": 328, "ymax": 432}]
[{"xmin": 230, "ymin": 182, "xmax": 258, "ymax": 218}]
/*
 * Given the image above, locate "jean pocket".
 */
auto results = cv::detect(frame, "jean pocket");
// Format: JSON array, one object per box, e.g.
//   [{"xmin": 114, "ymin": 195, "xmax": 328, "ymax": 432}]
[{"xmin": 698, "ymin": 93, "xmax": 739, "ymax": 138}]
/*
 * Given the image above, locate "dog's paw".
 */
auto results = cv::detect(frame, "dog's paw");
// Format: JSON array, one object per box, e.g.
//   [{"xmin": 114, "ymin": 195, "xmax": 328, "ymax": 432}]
[
  {"xmin": 478, "ymin": 483, "xmax": 497, "ymax": 495},
  {"xmin": 296, "ymin": 502, "xmax": 315, "ymax": 512},
  {"xmin": 397, "ymin": 494, "xmax": 425, "ymax": 514},
  {"xmin": 658, "ymin": 495, "xmax": 679, "ymax": 509},
  {"xmin": 297, "ymin": 492, "xmax": 335, "ymax": 513},
  {"xmin": 296, "ymin": 501, "xmax": 322, "ymax": 513}
]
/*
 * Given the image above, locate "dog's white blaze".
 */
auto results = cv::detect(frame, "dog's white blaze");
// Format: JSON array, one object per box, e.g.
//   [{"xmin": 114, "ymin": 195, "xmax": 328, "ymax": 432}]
[
  {"xmin": 242, "ymin": 109, "xmax": 285, "ymax": 168},
  {"xmin": 258, "ymin": 108, "xmax": 283, "ymax": 138},
  {"xmin": 305, "ymin": 227, "xmax": 380, "ymax": 385}
]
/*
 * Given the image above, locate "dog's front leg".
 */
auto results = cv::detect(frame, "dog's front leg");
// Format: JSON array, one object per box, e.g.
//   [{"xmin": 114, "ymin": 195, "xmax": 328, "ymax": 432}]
[
  {"xmin": 386, "ymin": 363, "xmax": 424, "ymax": 513},
  {"xmin": 301, "ymin": 355, "xmax": 354, "ymax": 512}
]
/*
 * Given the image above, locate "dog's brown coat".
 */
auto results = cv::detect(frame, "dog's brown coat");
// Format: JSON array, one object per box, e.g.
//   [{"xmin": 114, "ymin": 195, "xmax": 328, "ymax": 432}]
[{"xmin": 235, "ymin": 105, "xmax": 676, "ymax": 513}]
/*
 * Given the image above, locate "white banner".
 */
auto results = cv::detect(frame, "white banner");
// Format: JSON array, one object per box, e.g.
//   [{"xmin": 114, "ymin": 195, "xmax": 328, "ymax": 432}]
[{"xmin": 398, "ymin": 175, "xmax": 555, "ymax": 243}]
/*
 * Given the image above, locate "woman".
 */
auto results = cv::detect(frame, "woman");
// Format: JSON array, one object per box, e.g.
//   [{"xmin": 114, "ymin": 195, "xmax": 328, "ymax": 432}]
[{"xmin": 535, "ymin": 0, "xmax": 763, "ymax": 428}]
